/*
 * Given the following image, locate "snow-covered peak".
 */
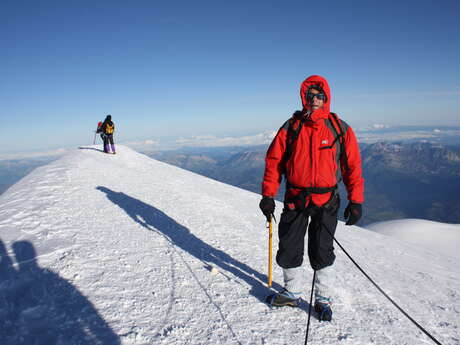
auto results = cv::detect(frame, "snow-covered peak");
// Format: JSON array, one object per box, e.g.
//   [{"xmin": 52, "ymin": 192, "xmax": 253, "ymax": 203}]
[
  {"xmin": 365, "ymin": 219, "xmax": 460, "ymax": 259},
  {"xmin": 0, "ymin": 145, "xmax": 459, "ymax": 344}
]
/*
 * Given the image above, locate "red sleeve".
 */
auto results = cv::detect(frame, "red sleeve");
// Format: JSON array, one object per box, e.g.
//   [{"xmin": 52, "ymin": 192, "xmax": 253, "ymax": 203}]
[
  {"xmin": 341, "ymin": 126, "xmax": 365, "ymax": 204},
  {"xmin": 261, "ymin": 127, "xmax": 288, "ymax": 197}
]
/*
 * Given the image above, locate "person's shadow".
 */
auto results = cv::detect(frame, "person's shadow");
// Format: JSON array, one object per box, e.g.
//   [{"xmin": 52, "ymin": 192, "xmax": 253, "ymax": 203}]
[
  {"xmin": 96, "ymin": 186, "xmax": 283, "ymax": 303},
  {"xmin": 0, "ymin": 239, "xmax": 121, "ymax": 345},
  {"xmin": 78, "ymin": 146, "xmax": 104, "ymax": 153}
]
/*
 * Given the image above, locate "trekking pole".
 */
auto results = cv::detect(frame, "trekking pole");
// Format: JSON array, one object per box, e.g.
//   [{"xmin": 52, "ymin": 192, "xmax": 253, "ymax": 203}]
[
  {"xmin": 94, "ymin": 121, "xmax": 102, "ymax": 145},
  {"xmin": 304, "ymin": 270, "xmax": 316, "ymax": 345},
  {"xmin": 267, "ymin": 215, "xmax": 273, "ymax": 287}
]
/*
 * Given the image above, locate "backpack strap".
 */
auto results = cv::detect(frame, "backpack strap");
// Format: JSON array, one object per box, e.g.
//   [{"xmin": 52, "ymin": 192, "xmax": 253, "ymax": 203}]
[
  {"xmin": 282, "ymin": 111, "xmax": 305, "ymax": 165},
  {"xmin": 286, "ymin": 119, "xmax": 304, "ymax": 161},
  {"xmin": 326, "ymin": 112, "xmax": 349, "ymax": 171}
]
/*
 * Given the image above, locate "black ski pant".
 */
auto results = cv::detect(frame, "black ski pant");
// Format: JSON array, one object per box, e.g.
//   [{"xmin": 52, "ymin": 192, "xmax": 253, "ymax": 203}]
[
  {"xmin": 102, "ymin": 134, "xmax": 114, "ymax": 151},
  {"xmin": 276, "ymin": 194, "xmax": 340, "ymax": 271}
]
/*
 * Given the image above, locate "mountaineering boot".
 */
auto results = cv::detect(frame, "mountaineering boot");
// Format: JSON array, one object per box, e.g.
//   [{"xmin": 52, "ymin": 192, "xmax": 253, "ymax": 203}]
[
  {"xmin": 314, "ymin": 300, "xmax": 332, "ymax": 321},
  {"xmin": 266, "ymin": 289, "xmax": 301, "ymax": 307}
]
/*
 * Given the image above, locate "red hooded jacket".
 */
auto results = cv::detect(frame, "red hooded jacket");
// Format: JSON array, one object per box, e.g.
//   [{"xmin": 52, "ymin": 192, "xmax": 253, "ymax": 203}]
[{"xmin": 262, "ymin": 75, "xmax": 364, "ymax": 207}]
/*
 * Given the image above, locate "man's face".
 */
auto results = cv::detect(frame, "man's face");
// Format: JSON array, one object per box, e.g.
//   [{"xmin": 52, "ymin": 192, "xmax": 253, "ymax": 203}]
[{"xmin": 307, "ymin": 88, "xmax": 326, "ymax": 110}]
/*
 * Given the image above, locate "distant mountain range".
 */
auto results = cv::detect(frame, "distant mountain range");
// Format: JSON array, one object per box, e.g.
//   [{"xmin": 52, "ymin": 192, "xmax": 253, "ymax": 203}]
[
  {"xmin": 147, "ymin": 145, "xmax": 268, "ymax": 197},
  {"xmin": 361, "ymin": 142, "xmax": 460, "ymax": 224},
  {"xmin": 145, "ymin": 141, "xmax": 460, "ymax": 225}
]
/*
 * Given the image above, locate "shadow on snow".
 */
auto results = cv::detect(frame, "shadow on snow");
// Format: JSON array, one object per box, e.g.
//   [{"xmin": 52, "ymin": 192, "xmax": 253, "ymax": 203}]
[
  {"xmin": 0, "ymin": 239, "xmax": 121, "ymax": 345},
  {"xmin": 96, "ymin": 186, "xmax": 282, "ymax": 303},
  {"xmin": 78, "ymin": 146, "xmax": 105, "ymax": 153}
]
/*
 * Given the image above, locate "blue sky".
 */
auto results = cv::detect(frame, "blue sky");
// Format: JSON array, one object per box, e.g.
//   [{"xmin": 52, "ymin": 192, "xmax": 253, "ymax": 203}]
[{"xmin": 1, "ymin": 0, "xmax": 460, "ymax": 153}]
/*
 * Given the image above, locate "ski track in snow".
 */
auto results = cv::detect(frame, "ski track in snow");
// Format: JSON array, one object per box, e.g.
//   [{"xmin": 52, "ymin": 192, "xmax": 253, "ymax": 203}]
[{"xmin": 0, "ymin": 145, "xmax": 459, "ymax": 345}]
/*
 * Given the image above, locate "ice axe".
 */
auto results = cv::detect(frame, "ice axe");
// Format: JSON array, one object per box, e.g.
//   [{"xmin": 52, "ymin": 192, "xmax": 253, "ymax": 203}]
[{"xmin": 266, "ymin": 214, "xmax": 275, "ymax": 287}]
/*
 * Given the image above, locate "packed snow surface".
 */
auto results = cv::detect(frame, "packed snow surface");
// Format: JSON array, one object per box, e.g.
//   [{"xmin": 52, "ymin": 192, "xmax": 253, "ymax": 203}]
[{"xmin": 0, "ymin": 145, "xmax": 459, "ymax": 345}]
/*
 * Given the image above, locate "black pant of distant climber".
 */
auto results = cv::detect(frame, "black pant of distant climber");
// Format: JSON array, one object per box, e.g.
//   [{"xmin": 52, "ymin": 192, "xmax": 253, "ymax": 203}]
[{"xmin": 102, "ymin": 134, "xmax": 115, "ymax": 154}]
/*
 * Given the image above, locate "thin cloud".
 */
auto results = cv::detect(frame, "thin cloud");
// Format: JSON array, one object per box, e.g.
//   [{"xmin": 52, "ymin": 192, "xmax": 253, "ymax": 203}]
[
  {"xmin": 351, "ymin": 90, "xmax": 460, "ymax": 98},
  {"xmin": 0, "ymin": 148, "xmax": 69, "ymax": 160},
  {"xmin": 356, "ymin": 128, "xmax": 460, "ymax": 143},
  {"xmin": 172, "ymin": 131, "xmax": 276, "ymax": 148},
  {"xmin": 124, "ymin": 131, "xmax": 277, "ymax": 151}
]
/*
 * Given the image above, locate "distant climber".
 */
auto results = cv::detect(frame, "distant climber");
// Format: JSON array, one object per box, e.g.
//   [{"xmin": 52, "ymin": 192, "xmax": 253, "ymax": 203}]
[{"xmin": 97, "ymin": 115, "xmax": 116, "ymax": 154}]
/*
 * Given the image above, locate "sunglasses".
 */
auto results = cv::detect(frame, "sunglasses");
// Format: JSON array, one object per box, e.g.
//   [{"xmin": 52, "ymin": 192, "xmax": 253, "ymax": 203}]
[{"xmin": 306, "ymin": 91, "xmax": 326, "ymax": 102}]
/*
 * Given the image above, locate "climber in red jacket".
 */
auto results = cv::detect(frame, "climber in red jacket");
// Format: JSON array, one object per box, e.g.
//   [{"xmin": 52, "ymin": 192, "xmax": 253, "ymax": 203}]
[{"xmin": 259, "ymin": 75, "xmax": 364, "ymax": 321}]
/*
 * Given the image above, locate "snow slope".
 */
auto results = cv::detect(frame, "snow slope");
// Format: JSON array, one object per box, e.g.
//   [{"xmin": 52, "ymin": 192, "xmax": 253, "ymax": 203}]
[
  {"xmin": 0, "ymin": 145, "xmax": 459, "ymax": 345},
  {"xmin": 365, "ymin": 219, "xmax": 460, "ymax": 260}
]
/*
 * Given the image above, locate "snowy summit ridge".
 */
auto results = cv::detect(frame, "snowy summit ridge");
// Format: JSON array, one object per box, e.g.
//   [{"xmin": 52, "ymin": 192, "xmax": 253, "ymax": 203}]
[{"xmin": 0, "ymin": 145, "xmax": 459, "ymax": 345}]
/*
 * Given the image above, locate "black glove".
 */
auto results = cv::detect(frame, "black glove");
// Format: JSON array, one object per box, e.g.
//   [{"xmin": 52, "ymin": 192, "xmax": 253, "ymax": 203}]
[
  {"xmin": 344, "ymin": 202, "xmax": 362, "ymax": 226},
  {"xmin": 259, "ymin": 196, "xmax": 275, "ymax": 221}
]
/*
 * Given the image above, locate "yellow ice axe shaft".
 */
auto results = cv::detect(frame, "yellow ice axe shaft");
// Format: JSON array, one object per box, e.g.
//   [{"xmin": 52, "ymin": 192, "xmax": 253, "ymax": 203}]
[{"xmin": 268, "ymin": 216, "xmax": 273, "ymax": 287}]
